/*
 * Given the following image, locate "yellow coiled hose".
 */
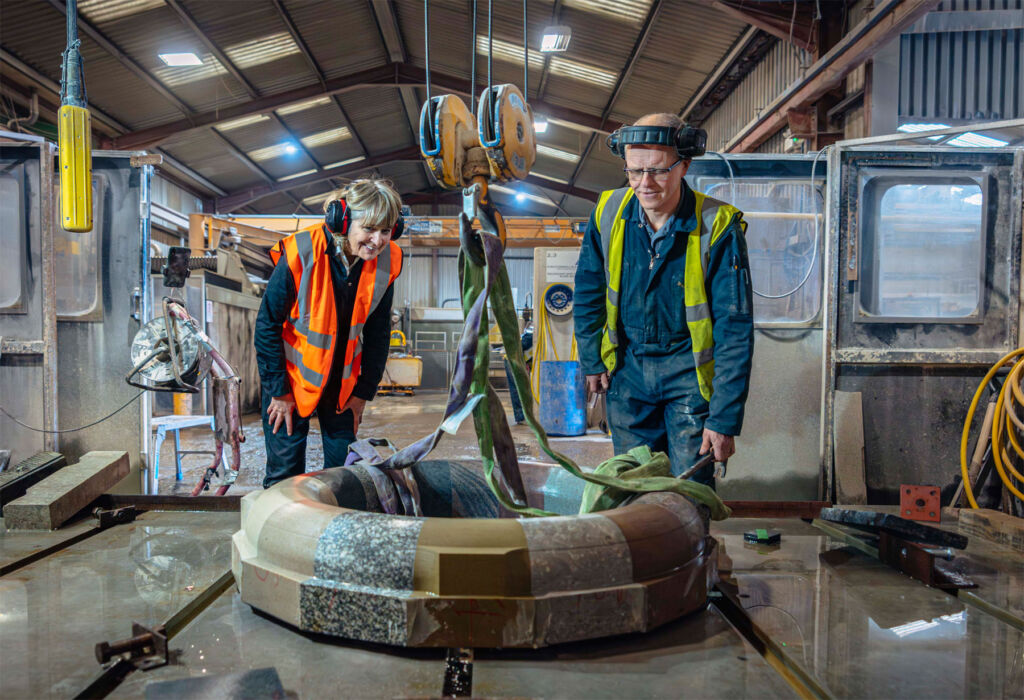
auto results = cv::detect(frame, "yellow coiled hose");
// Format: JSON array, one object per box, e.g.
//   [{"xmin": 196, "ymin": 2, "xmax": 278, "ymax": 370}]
[{"xmin": 960, "ymin": 348, "xmax": 1024, "ymax": 508}]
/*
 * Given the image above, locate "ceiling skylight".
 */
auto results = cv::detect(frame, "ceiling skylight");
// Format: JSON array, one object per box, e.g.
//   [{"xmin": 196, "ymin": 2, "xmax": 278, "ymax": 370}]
[
  {"xmin": 475, "ymin": 35, "xmax": 544, "ymax": 70},
  {"xmin": 531, "ymin": 171, "xmax": 570, "ymax": 184},
  {"xmin": 225, "ymin": 33, "xmax": 301, "ymax": 69},
  {"xmin": 563, "ymin": 0, "xmax": 652, "ymax": 23},
  {"xmin": 153, "ymin": 54, "xmax": 227, "ymax": 86},
  {"xmin": 548, "ymin": 57, "xmax": 617, "ymax": 88},
  {"xmin": 158, "ymin": 53, "xmax": 202, "ymax": 66},
  {"xmin": 277, "ymin": 169, "xmax": 318, "ymax": 182},
  {"xmin": 79, "ymin": 0, "xmax": 162, "ymax": 23},
  {"xmin": 947, "ymin": 132, "xmax": 1009, "ymax": 148},
  {"xmin": 216, "ymin": 114, "xmax": 271, "ymax": 131},
  {"xmin": 536, "ymin": 144, "xmax": 580, "ymax": 162},
  {"xmin": 277, "ymin": 97, "xmax": 333, "ymax": 116},
  {"xmin": 325, "ymin": 156, "xmax": 366, "ymax": 169},
  {"xmin": 300, "ymin": 127, "xmax": 352, "ymax": 148},
  {"xmin": 248, "ymin": 142, "xmax": 300, "ymax": 161}
]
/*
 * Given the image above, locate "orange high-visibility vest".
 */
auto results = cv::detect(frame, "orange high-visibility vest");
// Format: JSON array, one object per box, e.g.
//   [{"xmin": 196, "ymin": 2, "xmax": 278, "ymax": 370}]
[{"xmin": 269, "ymin": 223, "xmax": 403, "ymax": 417}]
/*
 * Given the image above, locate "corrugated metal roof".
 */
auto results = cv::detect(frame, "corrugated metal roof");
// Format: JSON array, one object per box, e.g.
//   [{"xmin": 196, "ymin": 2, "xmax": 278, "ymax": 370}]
[{"xmin": 0, "ymin": 0, "xmax": 773, "ymax": 213}]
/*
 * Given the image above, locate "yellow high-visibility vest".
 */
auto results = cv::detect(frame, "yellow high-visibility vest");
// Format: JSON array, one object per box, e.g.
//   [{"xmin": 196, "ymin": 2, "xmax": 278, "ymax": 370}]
[{"xmin": 593, "ymin": 187, "xmax": 745, "ymax": 400}]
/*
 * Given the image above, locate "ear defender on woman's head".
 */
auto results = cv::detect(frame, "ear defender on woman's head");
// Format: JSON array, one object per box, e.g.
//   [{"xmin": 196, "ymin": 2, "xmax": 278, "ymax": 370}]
[
  {"xmin": 390, "ymin": 216, "xmax": 404, "ymax": 241},
  {"xmin": 325, "ymin": 199, "xmax": 351, "ymax": 236}
]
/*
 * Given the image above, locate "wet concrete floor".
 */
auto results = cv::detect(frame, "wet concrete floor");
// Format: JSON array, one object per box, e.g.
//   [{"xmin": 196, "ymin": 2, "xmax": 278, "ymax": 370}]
[
  {"xmin": 159, "ymin": 389, "xmax": 615, "ymax": 495},
  {"xmin": 4, "ymin": 511, "xmax": 1021, "ymax": 698}
]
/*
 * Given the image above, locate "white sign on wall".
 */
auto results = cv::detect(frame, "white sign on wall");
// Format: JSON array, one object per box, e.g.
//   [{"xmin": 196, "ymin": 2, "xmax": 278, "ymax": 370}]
[{"xmin": 545, "ymin": 249, "xmax": 579, "ymax": 283}]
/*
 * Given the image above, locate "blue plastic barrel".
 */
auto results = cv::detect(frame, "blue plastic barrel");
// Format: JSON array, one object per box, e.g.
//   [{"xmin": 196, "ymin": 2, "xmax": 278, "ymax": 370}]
[{"xmin": 539, "ymin": 360, "xmax": 586, "ymax": 436}]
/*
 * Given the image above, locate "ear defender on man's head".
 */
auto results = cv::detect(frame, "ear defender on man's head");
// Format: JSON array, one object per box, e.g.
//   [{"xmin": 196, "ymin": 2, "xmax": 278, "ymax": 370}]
[
  {"xmin": 324, "ymin": 199, "xmax": 351, "ymax": 236},
  {"xmin": 606, "ymin": 125, "xmax": 708, "ymax": 159}
]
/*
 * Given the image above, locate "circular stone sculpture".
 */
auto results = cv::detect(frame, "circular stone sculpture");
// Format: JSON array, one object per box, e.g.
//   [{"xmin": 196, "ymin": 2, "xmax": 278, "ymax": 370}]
[{"xmin": 232, "ymin": 464, "xmax": 717, "ymax": 648}]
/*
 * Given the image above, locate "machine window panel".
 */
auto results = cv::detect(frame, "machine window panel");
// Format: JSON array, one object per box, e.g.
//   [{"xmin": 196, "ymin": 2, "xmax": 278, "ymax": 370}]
[
  {"xmin": 0, "ymin": 173, "xmax": 24, "ymax": 311},
  {"xmin": 859, "ymin": 176, "xmax": 984, "ymax": 321},
  {"xmin": 54, "ymin": 175, "xmax": 104, "ymax": 320},
  {"xmin": 700, "ymin": 178, "xmax": 823, "ymax": 324}
]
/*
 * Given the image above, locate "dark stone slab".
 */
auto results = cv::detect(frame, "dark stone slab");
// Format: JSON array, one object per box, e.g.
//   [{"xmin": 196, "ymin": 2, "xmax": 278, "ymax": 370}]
[
  {"xmin": 144, "ymin": 667, "xmax": 284, "ymax": 699},
  {"xmin": 820, "ymin": 507, "xmax": 968, "ymax": 549}
]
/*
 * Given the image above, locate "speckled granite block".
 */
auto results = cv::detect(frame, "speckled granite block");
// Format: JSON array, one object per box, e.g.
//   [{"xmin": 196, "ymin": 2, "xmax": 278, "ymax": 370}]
[
  {"xmin": 300, "ymin": 581, "xmax": 409, "ymax": 645},
  {"xmin": 521, "ymin": 514, "xmax": 633, "ymax": 595},
  {"xmin": 312, "ymin": 512, "xmax": 424, "ymax": 587}
]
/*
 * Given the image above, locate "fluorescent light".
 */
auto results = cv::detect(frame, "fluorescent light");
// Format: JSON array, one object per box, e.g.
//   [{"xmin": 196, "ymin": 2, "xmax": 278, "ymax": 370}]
[
  {"xmin": 216, "ymin": 114, "xmax": 271, "ymax": 131},
  {"xmin": 325, "ymin": 156, "xmax": 366, "ymax": 169},
  {"xmin": 534, "ymin": 117, "xmax": 549, "ymax": 133},
  {"xmin": 947, "ymin": 132, "xmax": 1009, "ymax": 148},
  {"xmin": 537, "ymin": 144, "xmax": 580, "ymax": 162},
  {"xmin": 284, "ymin": 143, "xmax": 298, "ymax": 154},
  {"xmin": 277, "ymin": 169, "xmax": 317, "ymax": 182},
  {"xmin": 515, "ymin": 192, "xmax": 526, "ymax": 202},
  {"xmin": 277, "ymin": 97, "xmax": 332, "ymax": 116},
  {"xmin": 300, "ymin": 127, "xmax": 352, "ymax": 148},
  {"xmin": 159, "ymin": 52, "xmax": 202, "ymax": 66},
  {"xmin": 540, "ymin": 26, "xmax": 571, "ymax": 52}
]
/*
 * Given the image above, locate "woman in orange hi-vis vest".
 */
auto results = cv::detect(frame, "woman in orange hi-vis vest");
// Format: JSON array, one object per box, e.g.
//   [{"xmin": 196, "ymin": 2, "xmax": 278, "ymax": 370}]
[{"xmin": 254, "ymin": 178, "xmax": 404, "ymax": 487}]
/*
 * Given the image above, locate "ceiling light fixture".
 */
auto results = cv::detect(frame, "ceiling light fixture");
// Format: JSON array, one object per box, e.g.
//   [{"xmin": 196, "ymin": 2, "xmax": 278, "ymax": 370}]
[
  {"xmin": 534, "ymin": 117, "xmax": 549, "ymax": 133},
  {"xmin": 159, "ymin": 52, "xmax": 202, "ymax": 66},
  {"xmin": 540, "ymin": 25, "xmax": 571, "ymax": 52}
]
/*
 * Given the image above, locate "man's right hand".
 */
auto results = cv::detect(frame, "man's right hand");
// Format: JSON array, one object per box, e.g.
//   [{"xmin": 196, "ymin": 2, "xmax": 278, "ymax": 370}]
[
  {"xmin": 586, "ymin": 372, "xmax": 610, "ymax": 394},
  {"xmin": 268, "ymin": 394, "xmax": 296, "ymax": 436}
]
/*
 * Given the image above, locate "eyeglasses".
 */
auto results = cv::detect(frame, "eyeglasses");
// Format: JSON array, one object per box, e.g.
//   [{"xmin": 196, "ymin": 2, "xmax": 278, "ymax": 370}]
[{"xmin": 623, "ymin": 158, "xmax": 684, "ymax": 182}]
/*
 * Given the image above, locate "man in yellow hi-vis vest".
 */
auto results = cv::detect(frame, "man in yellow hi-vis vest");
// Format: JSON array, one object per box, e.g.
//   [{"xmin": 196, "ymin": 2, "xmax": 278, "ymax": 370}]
[{"xmin": 573, "ymin": 113, "xmax": 754, "ymax": 485}]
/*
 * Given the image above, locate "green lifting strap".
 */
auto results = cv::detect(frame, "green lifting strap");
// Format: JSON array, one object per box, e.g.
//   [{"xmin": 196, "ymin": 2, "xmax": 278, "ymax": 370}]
[{"xmin": 461, "ymin": 226, "xmax": 731, "ymax": 521}]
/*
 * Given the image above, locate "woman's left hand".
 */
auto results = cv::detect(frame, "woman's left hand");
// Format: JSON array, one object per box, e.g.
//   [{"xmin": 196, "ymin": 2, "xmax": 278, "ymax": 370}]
[{"xmin": 340, "ymin": 395, "xmax": 367, "ymax": 434}]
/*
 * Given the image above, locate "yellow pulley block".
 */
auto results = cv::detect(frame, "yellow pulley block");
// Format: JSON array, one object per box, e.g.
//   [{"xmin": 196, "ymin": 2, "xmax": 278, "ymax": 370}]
[
  {"xmin": 419, "ymin": 94, "xmax": 480, "ymax": 189},
  {"xmin": 58, "ymin": 103, "xmax": 93, "ymax": 233},
  {"xmin": 477, "ymin": 83, "xmax": 535, "ymax": 182}
]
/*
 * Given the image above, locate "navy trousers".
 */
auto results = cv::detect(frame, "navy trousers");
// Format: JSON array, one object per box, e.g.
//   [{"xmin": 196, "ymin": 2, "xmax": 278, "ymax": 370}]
[
  {"xmin": 605, "ymin": 345, "xmax": 714, "ymax": 485},
  {"xmin": 261, "ymin": 388, "xmax": 356, "ymax": 488}
]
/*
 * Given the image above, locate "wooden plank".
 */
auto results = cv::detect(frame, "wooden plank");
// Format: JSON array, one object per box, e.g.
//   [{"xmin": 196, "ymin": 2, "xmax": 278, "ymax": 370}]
[
  {"xmin": 833, "ymin": 390, "xmax": 868, "ymax": 505},
  {"xmin": 958, "ymin": 508, "xmax": 1024, "ymax": 551},
  {"xmin": 2, "ymin": 451, "xmax": 130, "ymax": 530}
]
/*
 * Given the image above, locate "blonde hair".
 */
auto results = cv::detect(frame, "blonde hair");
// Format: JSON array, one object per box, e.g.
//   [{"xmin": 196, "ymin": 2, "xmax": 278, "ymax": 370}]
[{"xmin": 324, "ymin": 177, "xmax": 402, "ymax": 231}]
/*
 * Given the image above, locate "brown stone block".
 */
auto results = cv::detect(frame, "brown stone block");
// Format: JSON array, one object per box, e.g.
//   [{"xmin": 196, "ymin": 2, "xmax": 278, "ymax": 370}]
[{"xmin": 3, "ymin": 451, "xmax": 129, "ymax": 530}]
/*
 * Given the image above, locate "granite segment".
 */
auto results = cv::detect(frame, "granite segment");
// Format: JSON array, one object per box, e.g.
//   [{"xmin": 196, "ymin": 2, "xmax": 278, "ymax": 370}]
[
  {"xmin": 313, "ymin": 512, "xmax": 424, "ymax": 589},
  {"xmin": 521, "ymin": 513, "xmax": 633, "ymax": 595},
  {"xmin": 299, "ymin": 580, "xmax": 409, "ymax": 645}
]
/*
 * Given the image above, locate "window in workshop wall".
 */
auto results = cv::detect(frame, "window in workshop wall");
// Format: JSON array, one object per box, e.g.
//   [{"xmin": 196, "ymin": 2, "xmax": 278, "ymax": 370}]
[
  {"xmin": 697, "ymin": 178, "xmax": 823, "ymax": 325},
  {"xmin": 857, "ymin": 173, "xmax": 986, "ymax": 323},
  {"xmin": 0, "ymin": 166, "xmax": 26, "ymax": 313},
  {"xmin": 54, "ymin": 174, "xmax": 105, "ymax": 321}
]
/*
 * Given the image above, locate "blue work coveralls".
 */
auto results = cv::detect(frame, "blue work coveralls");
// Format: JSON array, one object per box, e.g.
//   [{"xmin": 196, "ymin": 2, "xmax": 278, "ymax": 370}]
[{"xmin": 573, "ymin": 181, "xmax": 754, "ymax": 484}]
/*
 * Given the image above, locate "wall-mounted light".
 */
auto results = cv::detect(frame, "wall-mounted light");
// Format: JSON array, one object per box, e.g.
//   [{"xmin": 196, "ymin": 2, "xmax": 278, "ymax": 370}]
[
  {"xmin": 540, "ymin": 26, "xmax": 571, "ymax": 52},
  {"xmin": 159, "ymin": 52, "xmax": 202, "ymax": 66}
]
